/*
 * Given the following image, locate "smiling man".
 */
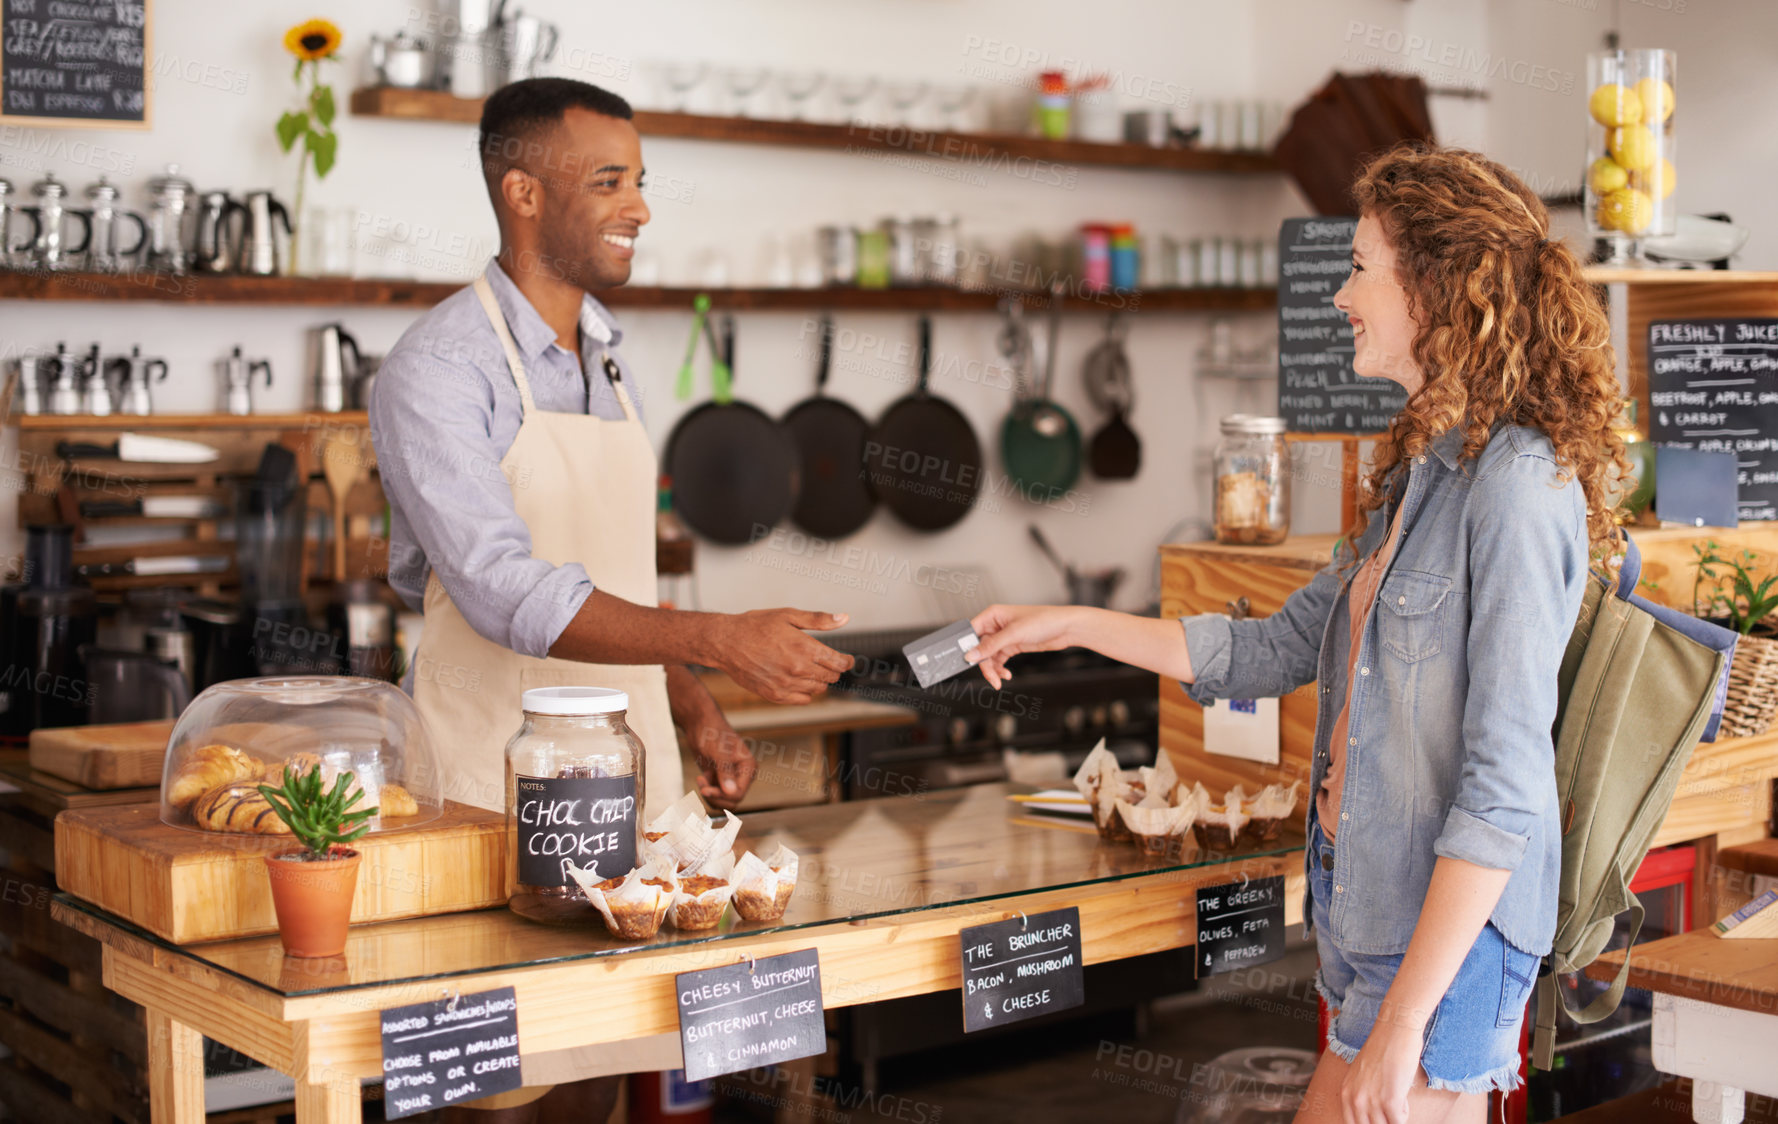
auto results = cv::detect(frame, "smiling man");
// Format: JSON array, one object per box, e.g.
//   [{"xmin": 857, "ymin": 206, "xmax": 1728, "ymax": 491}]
[{"xmin": 370, "ymin": 79, "xmax": 852, "ymax": 1121}]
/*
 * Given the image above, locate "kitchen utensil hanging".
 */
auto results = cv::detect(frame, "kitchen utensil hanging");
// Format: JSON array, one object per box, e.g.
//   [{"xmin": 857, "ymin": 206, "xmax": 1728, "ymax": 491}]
[
  {"xmin": 782, "ymin": 314, "xmax": 876, "ymax": 538},
  {"xmin": 663, "ymin": 310, "xmax": 800, "ymax": 545},
  {"xmin": 999, "ymin": 282, "xmax": 1082, "ymax": 500},
  {"xmin": 1083, "ymin": 312, "xmax": 1141, "ymax": 480},
  {"xmin": 867, "ymin": 315, "xmax": 982, "ymax": 531}
]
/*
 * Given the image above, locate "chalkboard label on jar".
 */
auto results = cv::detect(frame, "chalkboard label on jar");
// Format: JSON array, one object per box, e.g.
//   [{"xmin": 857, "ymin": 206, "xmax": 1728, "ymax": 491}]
[{"xmin": 514, "ymin": 774, "xmax": 637, "ymax": 887}]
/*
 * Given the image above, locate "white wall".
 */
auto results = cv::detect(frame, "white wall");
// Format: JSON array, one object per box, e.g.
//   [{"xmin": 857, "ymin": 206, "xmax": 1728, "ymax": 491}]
[{"xmin": 4, "ymin": 0, "xmax": 1759, "ymax": 627}]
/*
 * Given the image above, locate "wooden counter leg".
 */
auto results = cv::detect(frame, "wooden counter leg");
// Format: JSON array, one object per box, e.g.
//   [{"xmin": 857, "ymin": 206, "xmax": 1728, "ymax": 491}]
[
  {"xmin": 145, "ymin": 1008, "xmax": 206, "ymax": 1124},
  {"xmin": 295, "ymin": 1072, "xmax": 363, "ymax": 1124}
]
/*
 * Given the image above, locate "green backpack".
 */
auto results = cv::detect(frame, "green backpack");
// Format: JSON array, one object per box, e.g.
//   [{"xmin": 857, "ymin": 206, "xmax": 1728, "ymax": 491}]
[{"xmin": 1532, "ymin": 533, "xmax": 1734, "ymax": 1069}]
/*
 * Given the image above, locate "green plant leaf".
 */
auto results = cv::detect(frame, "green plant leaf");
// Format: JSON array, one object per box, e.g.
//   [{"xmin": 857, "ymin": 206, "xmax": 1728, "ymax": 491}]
[
  {"xmin": 307, "ymin": 128, "xmax": 338, "ymax": 178},
  {"xmin": 310, "ymin": 83, "xmax": 335, "ymax": 127},
  {"xmin": 276, "ymin": 110, "xmax": 308, "ymax": 153}
]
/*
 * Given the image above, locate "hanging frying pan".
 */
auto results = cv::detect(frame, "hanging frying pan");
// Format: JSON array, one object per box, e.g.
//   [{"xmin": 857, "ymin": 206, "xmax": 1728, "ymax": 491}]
[
  {"xmin": 663, "ymin": 314, "xmax": 800, "ymax": 545},
  {"xmin": 1000, "ymin": 281, "xmax": 1082, "ymax": 501},
  {"xmin": 867, "ymin": 316, "xmax": 982, "ymax": 531},
  {"xmin": 782, "ymin": 315, "xmax": 876, "ymax": 538},
  {"xmin": 1084, "ymin": 312, "xmax": 1141, "ymax": 480}
]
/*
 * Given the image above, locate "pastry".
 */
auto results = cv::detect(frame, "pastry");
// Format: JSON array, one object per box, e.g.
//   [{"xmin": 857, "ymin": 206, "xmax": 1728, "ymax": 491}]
[
  {"xmin": 167, "ymin": 745, "xmax": 263, "ymax": 811},
  {"xmin": 670, "ymin": 874, "xmax": 734, "ymax": 931},
  {"xmin": 378, "ymin": 783, "xmax": 418, "ymax": 818},
  {"xmin": 193, "ymin": 783, "xmax": 291, "ymax": 835},
  {"xmin": 596, "ymin": 875, "xmax": 675, "ymax": 939},
  {"xmin": 731, "ymin": 845, "xmax": 798, "ymax": 922}
]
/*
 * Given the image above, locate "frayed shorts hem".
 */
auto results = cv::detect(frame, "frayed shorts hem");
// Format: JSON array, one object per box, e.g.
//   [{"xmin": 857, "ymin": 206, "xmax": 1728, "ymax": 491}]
[{"xmin": 1423, "ymin": 1060, "xmax": 1524, "ymax": 1096}]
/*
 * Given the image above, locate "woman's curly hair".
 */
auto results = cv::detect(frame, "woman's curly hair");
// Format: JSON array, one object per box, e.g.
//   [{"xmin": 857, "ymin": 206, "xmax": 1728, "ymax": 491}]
[{"xmin": 1347, "ymin": 144, "xmax": 1628, "ymax": 561}]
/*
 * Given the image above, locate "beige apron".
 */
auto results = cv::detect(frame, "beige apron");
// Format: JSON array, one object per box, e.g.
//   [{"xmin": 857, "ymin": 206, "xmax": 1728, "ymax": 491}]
[
  {"xmin": 414, "ymin": 274, "xmax": 687, "ymax": 1097},
  {"xmin": 413, "ymin": 272, "xmax": 683, "ymax": 820}
]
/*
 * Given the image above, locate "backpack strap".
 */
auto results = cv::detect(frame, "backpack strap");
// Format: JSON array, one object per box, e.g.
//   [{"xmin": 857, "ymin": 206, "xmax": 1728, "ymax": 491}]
[
  {"xmin": 1616, "ymin": 532, "xmax": 1642, "ymax": 601},
  {"xmin": 1531, "ymin": 895, "xmax": 1645, "ymax": 1070}
]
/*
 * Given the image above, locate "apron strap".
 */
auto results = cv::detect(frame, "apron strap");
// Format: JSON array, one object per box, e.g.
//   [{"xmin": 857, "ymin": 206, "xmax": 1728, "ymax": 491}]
[{"xmin": 474, "ymin": 273, "xmax": 537, "ymax": 417}]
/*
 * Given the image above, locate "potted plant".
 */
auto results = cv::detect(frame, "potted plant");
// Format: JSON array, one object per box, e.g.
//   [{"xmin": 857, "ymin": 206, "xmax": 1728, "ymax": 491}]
[
  {"xmin": 259, "ymin": 764, "xmax": 377, "ymax": 958},
  {"xmin": 1692, "ymin": 540, "xmax": 1778, "ymax": 737}
]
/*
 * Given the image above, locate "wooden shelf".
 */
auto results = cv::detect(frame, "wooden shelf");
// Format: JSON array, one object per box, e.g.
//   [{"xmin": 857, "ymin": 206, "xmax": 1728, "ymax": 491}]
[
  {"xmin": 0, "ymin": 272, "xmax": 1275, "ymax": 313},
  {"xmin": 349, "ymin": 87, "xmax": 1282, "ymax": 175},
  {"xmin": 1584, "ymin": 267, "xmax": 1778, "ymax": 285},
  {"xmin": 16, "ymin": 411, "xmax": 367, "ymax": 431}
]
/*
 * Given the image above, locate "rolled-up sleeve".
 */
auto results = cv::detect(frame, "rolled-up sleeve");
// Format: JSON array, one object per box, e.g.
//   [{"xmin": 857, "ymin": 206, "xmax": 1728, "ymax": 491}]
[
  {"xmin": 369, "ymin": 343, "xmax": 592, "ymax": 659},
  {"xmin": 1179, "ymin": 546, "xmax": 1346, "ymax": 706},
  {"xmin": 1435, "ymin": 454, "xmax": 1586, "ymax": 872}
]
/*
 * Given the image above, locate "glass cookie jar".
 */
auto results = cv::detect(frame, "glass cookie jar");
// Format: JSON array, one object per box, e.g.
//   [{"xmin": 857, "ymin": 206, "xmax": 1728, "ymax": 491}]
[
  {"xmin": 1213, "ymin": 415, "xmax": 1290, "ymax": 545},
  {"xmin": 506, "ymin": 686, "xmax": 645, "ymax": 924}
]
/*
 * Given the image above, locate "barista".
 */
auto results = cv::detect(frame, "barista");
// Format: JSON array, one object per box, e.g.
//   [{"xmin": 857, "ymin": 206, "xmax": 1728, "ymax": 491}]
[{"xmin": 369, "ymin": 78, "xmax": 852, "ymax": 1122}]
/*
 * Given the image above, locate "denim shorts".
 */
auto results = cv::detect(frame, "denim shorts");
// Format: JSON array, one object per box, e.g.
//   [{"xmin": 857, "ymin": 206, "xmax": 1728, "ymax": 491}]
[{"xmin": 1307, "ymin": 822, "xmax": 1535, "ymax": 1094}]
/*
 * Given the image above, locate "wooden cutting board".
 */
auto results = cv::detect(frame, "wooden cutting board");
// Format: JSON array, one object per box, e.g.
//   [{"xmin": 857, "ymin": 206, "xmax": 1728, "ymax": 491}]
[
  {"xmin": 56, "ymin": 800, "xmax": 508, "ymax": 944},
  {"xmin": 28, "ymin": 720, "xmax": 175, "ymax": 790}
]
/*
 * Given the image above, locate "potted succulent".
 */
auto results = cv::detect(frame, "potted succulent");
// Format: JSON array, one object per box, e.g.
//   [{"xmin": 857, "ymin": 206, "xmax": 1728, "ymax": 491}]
[{"xmin": 259, "ymin": 764, "xmax": 377, "ymax": 957}]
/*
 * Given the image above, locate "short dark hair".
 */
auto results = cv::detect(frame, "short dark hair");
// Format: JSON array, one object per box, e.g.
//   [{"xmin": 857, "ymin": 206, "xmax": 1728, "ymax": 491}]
[{"xmin": 477, "ymin": 78, "xmax": 634, "ymax": 185}]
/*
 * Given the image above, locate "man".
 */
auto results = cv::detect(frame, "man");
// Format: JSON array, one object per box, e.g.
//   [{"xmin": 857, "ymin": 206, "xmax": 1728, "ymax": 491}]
[{"xmin": 370, "ymin": 78, "xmax": 853, "ymax": 1121}]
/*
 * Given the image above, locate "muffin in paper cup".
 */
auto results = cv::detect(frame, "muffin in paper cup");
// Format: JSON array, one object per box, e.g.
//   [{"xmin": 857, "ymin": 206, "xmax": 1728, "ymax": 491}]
[
  {"xmin": 1116, "ymin": 798, "xmax": 1195, "ymax": 859},
  {"xmin": 570, "ymin": 856, "xmax": 677, "ymax": 940},
  {"xmin": 732, "ymin": 844, "xmax": 799, "ymax": 922},
  {"xmin": 1188, "ymin": 783, "xmax": 1251, "ymax": 854},
  {"xmin": 1243, "ymin": 780, "xmax": 1302, "ymax": 842},
  {"xmin": 670, "ymin": 873, "xmax": 736, "ymax": 931}
]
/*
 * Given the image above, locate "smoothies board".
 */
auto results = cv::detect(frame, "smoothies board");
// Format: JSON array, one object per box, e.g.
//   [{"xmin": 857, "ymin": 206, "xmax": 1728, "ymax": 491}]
[{"xmin": 1276, "ymin": 217, "xmax": 1405, "ymax": 434}]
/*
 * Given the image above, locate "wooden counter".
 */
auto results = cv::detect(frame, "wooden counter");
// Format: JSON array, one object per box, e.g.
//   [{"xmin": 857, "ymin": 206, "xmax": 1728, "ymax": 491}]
[{"xmin": 52, "ymin": 782, "xmax": 1305, "ymax": 1124}]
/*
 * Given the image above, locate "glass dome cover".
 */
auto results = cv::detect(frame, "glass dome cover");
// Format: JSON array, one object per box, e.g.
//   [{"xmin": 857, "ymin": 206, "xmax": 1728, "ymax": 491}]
[{"xmin": 159, "ymin": 677, "xmax": 443, "ymax": 835}]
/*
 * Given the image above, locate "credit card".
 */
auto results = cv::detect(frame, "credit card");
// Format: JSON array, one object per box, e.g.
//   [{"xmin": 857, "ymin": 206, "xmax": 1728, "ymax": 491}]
[{"xmin": 902, "ymin": 620, "xmax": 981, "ymax": 689}]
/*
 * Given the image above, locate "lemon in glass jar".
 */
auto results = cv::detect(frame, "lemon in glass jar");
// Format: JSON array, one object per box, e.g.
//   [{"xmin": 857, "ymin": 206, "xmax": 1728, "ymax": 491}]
[
  {"xmin": 1634, "ymin": 78, "xmax": 1675, "ymax": 125},
  {"xmin": 1607, "ymin": 124, "xmax": 1659, "ymax": 172},
  {"xmin": 1587, "ymin": 157, "xmax": 1630, "ymax": 196},
  {"xmin": 1631, "ymin": 158, "xmax": 1676, "ymax": 202},
  {"xmin": 1588, "ymin": 83, "xmax": 1643, "ymax": 127},
  {"xmin": 1597, "ymin": 187, "xmax": 1655, "ymax": 234}
]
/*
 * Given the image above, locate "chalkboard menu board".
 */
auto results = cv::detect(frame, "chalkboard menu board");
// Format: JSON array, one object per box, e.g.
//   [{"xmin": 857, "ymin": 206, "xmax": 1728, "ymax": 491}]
[
  {"xmin": 959, "ymin": 906, "xmax": 1085, "ymax": 1032},
  {"xmin": 2, "ymin": 0, "xmax": 149, "ymax": 125},
  {"xmin": 1195, "ymin": 875, "xmax": 1285, "ymax": 977},
  {"xmin": 1276, "ymin": 217, "xmax": 1405, "ymax": 434},
  {"xmin": 1647, "ymin": 317, "xmax": 1778, "ymax": 522}
]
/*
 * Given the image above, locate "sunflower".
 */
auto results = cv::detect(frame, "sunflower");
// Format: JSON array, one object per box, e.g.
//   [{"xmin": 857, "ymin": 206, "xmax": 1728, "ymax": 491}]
[{"xmin": 283, "ymin": 19, "xmax": 342, "ymax": 62}]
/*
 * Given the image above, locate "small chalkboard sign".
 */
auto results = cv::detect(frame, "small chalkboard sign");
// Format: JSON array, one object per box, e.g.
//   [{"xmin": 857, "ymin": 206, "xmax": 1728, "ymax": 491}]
[
  {"xmin": 380, "ymin": 986, "xmax": 522, "ymax": 1118},
  {"xmin": 959, "ymin": 906, "xmax": 1084, "ymax": 1033},
  {"xmin": 513, "ymin": 773, "xmax": 637, "ymax": 888},
  {"xmin": 1195, "ymin": 875, "xmax": 1285, "ymax": 977},
  {"xmin": 1276, "ymin": 217, "xmax": 1405, "ymax": 434},
  {"xmin": 2, "ymin": 0, "xmax": 149, "ymax": 127},
  {"xmin": 1647, "ymin": 317, "xmax": 1778, "ymax": 522},
  {"xmin": 676, "ymin": 949, "xmax": 826, "ymax": 1082}
]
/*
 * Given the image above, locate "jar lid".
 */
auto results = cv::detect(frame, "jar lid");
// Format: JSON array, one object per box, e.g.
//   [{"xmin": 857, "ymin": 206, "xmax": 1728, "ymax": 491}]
[
  {"xmin": 522, "ymin": 686, "xmax": 629, "ymax": 715},
  {"xmin": 1221, "ymin": 414, "xmax": 1286, "ymax": 435}
]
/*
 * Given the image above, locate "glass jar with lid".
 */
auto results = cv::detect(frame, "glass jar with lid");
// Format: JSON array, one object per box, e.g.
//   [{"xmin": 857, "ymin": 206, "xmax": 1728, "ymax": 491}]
[
  {"xmin": 507, "ymin": 686, "xmax": 645, "ymax": 924},
  {"xmin": 1213, "ymin": 414, "xmax": 1290, "ymax": 545}
]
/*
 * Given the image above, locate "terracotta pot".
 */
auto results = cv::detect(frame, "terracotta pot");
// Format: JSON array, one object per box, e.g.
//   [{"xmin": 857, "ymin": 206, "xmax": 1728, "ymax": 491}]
[{"xmin": 265, "ymin": 846, "xmax": 361, "ymax": 958}]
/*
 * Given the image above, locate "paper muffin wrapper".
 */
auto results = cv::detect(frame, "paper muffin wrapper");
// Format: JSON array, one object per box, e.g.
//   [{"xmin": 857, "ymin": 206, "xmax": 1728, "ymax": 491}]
[
  {"xmin": 732, "ymin": 844, "xmax": 799, "ymax": 921},
  {"xmin": 647, "ymin": 790, "xmax": 706, "ymax": 837},
  {"xmin": 570, "ymin": 856, "xmax": 677, "ymax": 939},
  {"xmin": 670, "ymin": 875, "xmax": 737, "ymax": 930},
  {"xmin": 1250, "ymin": 780, "xmax": 1303, "ymax": 819},
  {"xmin": 1072, "ymin": 738, "xmax": 1117, "ymax": 802}
]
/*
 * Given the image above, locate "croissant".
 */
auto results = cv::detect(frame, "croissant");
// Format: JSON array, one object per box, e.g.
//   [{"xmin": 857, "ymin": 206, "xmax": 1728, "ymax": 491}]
[
  {"xmin": 192, "ymin": 784, "xmax": 291, "ymax": 835},
  {"xmin": 167, "ymin": 745, "xmax": 264, "ymax": 811},
  {"xmin": 378, "ymin": 783, "xmax": 418, "ymax": 818}
]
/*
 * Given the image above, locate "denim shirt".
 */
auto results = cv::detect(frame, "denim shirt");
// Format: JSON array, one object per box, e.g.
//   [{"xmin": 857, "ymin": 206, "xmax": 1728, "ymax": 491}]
[{"xmin": 1181, "ymin": 422, "xmax": 1589, "ymax": 956}]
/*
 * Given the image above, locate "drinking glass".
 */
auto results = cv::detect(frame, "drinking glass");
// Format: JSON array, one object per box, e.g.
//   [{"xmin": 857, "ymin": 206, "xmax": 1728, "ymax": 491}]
[
  {"xmin": 725, "ymin": 66, "xmax": 770, "ymax": 117},
  {"xmin": 885, "ymin": 79, "xmax": 928, "ymax": 128},
  {"xmin": 777, "ymin": 71, "xmax": 824, "ymax": 120},
  {"xmin": 832, "ymin": 75, "xmax": 877, "ymax": 125},
  {"xmin": 934, "ymin": 85, "xmax": 979, "ymax": 131},
  {"xmin": 660, "ymin": 60, "xmax": 708, "ymax": 112}
]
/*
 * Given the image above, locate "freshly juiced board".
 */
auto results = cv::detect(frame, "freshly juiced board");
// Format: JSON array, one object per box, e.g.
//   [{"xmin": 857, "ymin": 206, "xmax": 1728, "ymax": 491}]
[
  {"xmin": 56, "ymin": 800, "xmax": 507, "ymax": 944},
  {"xmin": 29, "ymin": 720, "xmax": 175, "ymax": 791}
]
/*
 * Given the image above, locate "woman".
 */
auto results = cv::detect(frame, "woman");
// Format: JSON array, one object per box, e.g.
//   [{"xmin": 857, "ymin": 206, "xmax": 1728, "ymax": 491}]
[{"xmin": 967, "ymin": 145, "xmax": 1628, "ymax": 1124}]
